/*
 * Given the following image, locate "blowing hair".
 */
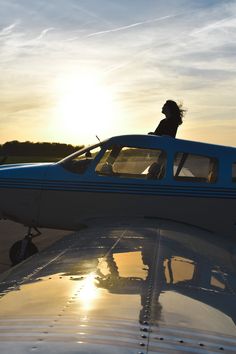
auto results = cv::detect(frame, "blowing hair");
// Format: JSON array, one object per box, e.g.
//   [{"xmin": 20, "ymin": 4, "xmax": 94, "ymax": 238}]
[{"xmin": 165, "ymin": 100, "xmax": 186, "ymax": 125}]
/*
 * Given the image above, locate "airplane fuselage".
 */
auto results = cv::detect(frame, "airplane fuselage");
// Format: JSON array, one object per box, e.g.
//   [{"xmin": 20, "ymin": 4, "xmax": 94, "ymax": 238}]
[{"xmin": 0, "ymin": 135, "xmax": 236, "ymax": 237}]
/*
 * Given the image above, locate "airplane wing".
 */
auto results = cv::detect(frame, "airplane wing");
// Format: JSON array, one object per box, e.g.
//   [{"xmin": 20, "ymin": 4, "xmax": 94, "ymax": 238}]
[{"xmin": 0, "ymin": 218, "xmax": 235, "ymax": 354}]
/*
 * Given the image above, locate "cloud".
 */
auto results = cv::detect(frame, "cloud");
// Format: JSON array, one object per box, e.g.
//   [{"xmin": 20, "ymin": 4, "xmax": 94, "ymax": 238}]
[
  {"xmin": 0, "ymin": 0, "xmax": 236, "ymax": 145},
  {"xmin": 192, "ymin": 16, "xmax": 236, "ymax": 35},
  {"xmin": 34, "ymin": 27, "xmax": 54, "ymax": 41},
  {"xmin": 87, "ymin": 14, "xmax": 177, "ymax": 37},
  {"xmin": 0, "ymin": 22, "xmax": 19, "ymax": 36}
]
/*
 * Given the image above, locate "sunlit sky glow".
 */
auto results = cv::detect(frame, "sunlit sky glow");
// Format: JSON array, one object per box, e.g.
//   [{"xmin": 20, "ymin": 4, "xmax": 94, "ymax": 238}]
[{"xmin": 0, "ymin": 0, "xmax": 236, "ymax": 146}]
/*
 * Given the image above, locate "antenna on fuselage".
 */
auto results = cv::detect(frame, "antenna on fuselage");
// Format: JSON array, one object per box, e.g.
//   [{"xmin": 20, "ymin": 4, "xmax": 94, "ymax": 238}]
[{"xmin": 96, "ymin": 135, "xmax": 101, "ymax": 142}]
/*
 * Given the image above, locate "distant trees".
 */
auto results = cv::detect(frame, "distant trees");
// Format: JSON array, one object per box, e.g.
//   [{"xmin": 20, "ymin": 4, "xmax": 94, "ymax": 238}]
[{"xmin": 0, "ymin": 141, "xmax": 84, "ymax": 157}]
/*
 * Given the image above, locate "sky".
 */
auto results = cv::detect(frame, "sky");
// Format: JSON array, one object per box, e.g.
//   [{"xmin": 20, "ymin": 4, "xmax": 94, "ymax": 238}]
[{"xmin": 0, "ymin": 0, "xmax": 236, "ymax": 147}]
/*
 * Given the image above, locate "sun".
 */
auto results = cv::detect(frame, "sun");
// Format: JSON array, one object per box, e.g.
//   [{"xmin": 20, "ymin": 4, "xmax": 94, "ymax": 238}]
[{"xmin": 54, "ymin": 72, "xmax": 118, "ymax": 144}]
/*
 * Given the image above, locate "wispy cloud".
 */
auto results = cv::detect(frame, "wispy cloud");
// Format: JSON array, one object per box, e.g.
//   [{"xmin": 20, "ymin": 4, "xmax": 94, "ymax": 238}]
[
  {"xmin": 0, "ymin": 22, "xmax": 19, "ymax": 36},
  {"xmin": 34, "ymin": 27, "xmax": 54, "ymax": 41},
  {"xmin": 192, "ymin": 16, "xmax": 236, "ymax": 35},
  {"xmin": 87, "ymin": 14, "xmax": 178, "ymax": 37}
]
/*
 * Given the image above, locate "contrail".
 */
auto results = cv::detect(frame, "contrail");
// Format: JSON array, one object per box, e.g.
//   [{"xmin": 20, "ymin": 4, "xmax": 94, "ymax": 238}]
[
  {"xmin": 87, "ymin": 14, "xmax": 177, "ymax": 37},
  {"xmin": 192, "ymin": 16, "xmax": 235, "ymax": 35}
]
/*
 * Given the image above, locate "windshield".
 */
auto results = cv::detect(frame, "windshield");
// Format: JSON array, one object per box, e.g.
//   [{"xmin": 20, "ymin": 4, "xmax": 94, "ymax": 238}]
[
  {"xmin": 59, "ymin": 142, "xmax": 102, "ymax": 164},
  {"xmin": 59, "ymin": 142, "xmax": 103, "ymax": 174}
]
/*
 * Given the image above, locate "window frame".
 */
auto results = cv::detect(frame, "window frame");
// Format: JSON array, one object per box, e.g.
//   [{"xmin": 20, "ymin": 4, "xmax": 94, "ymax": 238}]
[
  {"xmin": 173, "ymin": 151, "xmax": 218, "ymax": 184},
  {"xmin": 232, "ymin": 162, "xmax": 236, "ymax": 183},
  {"xmin": 95, "ymin": 144, "xmax": 167, "ymax": 180}
]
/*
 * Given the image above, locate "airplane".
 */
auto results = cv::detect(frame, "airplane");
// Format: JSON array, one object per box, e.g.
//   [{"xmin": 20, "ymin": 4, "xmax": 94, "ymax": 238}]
[
  {"xmin": 0, "ymin": 134, "xmax": 236, "ymax": 353},
  {"xmin": 0, "ymin": 133, "xmax": 236, "ymax": 265}
]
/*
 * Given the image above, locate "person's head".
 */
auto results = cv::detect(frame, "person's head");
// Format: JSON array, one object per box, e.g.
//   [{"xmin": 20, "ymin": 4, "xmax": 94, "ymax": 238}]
[{"xmin": 162, "ymin": 100, "xmax": 185, "ymax": 125}]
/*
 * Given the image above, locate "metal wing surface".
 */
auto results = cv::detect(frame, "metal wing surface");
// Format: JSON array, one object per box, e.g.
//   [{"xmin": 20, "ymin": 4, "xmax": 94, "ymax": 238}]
[{"xmin": 0, "ymin": 218, "xmax": 235, "ymax": 353}]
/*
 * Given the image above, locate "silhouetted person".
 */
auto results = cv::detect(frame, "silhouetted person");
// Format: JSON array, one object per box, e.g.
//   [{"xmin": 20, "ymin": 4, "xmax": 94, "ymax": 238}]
[{"xmin": 149, "ymin": 100, "xmax": 185, "ymax": 138}]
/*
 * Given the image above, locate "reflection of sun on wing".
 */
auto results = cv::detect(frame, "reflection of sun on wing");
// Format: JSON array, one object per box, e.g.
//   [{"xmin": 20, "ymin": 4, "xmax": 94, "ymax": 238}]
[{"xmin": 78, "ymin": 272, "xmax": 99, "ymax": 311}]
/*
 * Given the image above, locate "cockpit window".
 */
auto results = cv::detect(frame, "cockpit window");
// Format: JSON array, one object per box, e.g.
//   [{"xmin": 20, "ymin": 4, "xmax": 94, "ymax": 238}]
[
  {"xmin": 96, "ymin": 145, "xmax": 166, "ymax": 180},
  {"xmin": 174, "ymin": 153, "xmax": 218, "ymax": 183},
  {"xmin": 233, "ymin": 163, "xmax": 236, "ymax": 183},
  {"xmin": 61, "ymin": 145, "xmax": 101, "ymax": 174}
]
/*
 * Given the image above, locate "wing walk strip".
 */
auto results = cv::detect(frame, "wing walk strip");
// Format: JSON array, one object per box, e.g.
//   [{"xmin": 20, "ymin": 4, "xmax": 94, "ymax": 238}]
[{"xmin": 0, "ymin": 178, "xmax": 236, "ymax": 198}]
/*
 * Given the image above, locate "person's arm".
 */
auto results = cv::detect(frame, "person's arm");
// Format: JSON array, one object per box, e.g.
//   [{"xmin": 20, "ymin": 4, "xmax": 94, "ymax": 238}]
[
  {"xmin": 148, "ymin": 119, "xmax": 165, "ymax": 135},
  {"xmin": 154, "ymin": 119, "xmax": 165, "ymax": 135}
]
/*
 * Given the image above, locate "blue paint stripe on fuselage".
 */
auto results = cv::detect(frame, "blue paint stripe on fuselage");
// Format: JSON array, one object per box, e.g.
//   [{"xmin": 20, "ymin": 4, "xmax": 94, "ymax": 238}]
[{"xmin": 0, "ymin": 178, "xmax": 236, "ymax": 199}]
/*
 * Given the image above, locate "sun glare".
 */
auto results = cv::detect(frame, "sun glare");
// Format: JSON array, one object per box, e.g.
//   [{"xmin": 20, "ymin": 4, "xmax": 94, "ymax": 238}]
[
  {"xmin": 55, "ymin": 72, "xmax": 119, "ymax": 143},
  {"xmin": 78, "ymin": 273, "xmax": 99, "ymax": 311}
]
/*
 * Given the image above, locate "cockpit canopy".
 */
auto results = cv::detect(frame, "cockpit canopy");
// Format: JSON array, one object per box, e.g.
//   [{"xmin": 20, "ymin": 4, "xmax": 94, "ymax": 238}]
[{"xmin": 59, "ymin": 135, "xmax": 236, "ymax": 185}]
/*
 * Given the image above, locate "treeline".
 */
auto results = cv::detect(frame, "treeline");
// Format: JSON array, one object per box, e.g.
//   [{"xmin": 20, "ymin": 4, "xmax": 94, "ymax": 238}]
[{"xmin": 0, "ymin": 141, "xmax": 84, "ymax": 157}]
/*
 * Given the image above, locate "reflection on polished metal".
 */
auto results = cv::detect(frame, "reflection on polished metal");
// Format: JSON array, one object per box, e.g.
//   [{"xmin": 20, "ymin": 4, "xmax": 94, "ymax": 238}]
[{"xmin": 0, "ymin": 218, "xmax": 235, "ymax": 353}]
